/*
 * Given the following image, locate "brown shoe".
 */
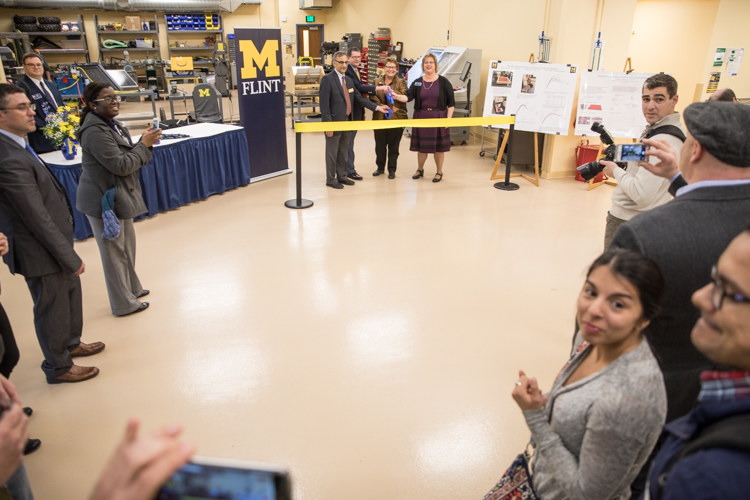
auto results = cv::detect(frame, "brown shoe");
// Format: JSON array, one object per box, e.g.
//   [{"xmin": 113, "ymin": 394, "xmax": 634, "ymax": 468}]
[
  {"xmin": 70, "ymin": 341, "xmax": 105, "ymax": 357},
  {"xmin": 47, "ymin": 365, "xmax": 99, "ymax": 384}
]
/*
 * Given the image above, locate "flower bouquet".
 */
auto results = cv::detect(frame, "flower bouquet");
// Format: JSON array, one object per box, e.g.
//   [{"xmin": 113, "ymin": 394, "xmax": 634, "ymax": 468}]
[{"xmin": 42, "ymin": 105, "xmax": 81, "ymax": 159}]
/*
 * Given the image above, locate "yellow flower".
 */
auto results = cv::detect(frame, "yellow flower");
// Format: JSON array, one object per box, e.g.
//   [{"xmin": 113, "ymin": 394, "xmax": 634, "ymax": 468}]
[
  {"xmin": 60, "ymin": 121, "xmax": 69, "ymax": 127},
  {"xmin": 69, "ymin": 116, "xmax": 80, "ymax": 124},
  {"xmin": 64, "ymin": 106, "xmax": 71, "ymax": 112},
  {"xmin": 57, "ymin": 106, "xmax": 64, "ymax": 113},
  {"xmin": 68, "ymin": 131, "xmax": 76, "ymax": 138}
]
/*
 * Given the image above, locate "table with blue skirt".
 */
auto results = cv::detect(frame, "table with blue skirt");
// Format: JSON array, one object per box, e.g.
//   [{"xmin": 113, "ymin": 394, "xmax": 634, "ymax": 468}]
[{"xmin": 41, "ymin": 123, "xmax": 251, "ymax": 240}]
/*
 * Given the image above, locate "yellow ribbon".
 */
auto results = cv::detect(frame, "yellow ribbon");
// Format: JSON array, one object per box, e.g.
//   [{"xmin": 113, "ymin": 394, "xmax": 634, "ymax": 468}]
[{"xmin": 294, "ymin": 116, "xmax": 516, "ymax": 133}]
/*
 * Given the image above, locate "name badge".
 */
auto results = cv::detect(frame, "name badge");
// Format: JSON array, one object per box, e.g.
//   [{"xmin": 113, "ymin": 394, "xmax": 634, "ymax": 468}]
[
  {"xmin": 32, "ymin": 93, "xmax": 43, "ymax": 100},
  {"xmin": 415, "ymin": 82, "xmax": 422, "ymax": 86},
  {"xmin": 348, "ymin": 88, "xmax": 354, "ymax": 93}
]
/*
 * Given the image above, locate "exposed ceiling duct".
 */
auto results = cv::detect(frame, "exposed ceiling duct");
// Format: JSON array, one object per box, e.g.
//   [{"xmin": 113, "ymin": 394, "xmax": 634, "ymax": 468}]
[{"xmin": 0, "ymin": 0, "xmax": 261, "ymax": 12}]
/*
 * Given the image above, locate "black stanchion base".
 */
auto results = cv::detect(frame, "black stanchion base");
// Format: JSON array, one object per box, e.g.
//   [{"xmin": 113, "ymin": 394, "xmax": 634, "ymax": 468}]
[
  {"xmin": 494, "ymin": 182, "xmax": 520, "ymax": 191},
  {"xmin": 285, "ymin": 199, "xmax": 314, "ymax": 209}
]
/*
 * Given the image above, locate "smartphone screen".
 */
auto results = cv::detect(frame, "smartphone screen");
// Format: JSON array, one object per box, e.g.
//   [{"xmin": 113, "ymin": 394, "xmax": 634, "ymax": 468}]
[
  {"xmin": 618, "ymin": 143, "xmax": 647, "ymax": 162},
  {"xmin": 154, "ymin": 458, "xmax": 291, "ymax": 500}
]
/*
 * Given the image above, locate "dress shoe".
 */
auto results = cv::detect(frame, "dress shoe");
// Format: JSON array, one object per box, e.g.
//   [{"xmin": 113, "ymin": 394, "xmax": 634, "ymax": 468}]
[
  {"xmin": 326, "ymin": 182, "xmax": 344, "ymax": 189},
  {"xmin": 117, "ymin": 302, "xmax": 149, "ymax": 317},
  {"xmin": 23, "ymin": 439, "xmax": 41, "ymax": 455},
  {"xmin": 23, "ymin": 407, "xmax": 32, "ymax": 417},
  {"xmin": 47, "ymin": 365, "xmax": 99, "ymax": 384},
  {"xmin": 373, "ymin": 170, "xmax": 384, "ymax": 176},
  {"xmin": 339, "ymin": 179, "xmax": 355, "ymax": 186},
  {"xmin": 388, "ymin": 172, "xmax": 395, "ymax": 179},
  {"xmin": 70, "ymin": 341, "xmax": 105, "ymax": 357},
  {"xmin": 433, "ymin": 172, "xmax": 444, "ymax": 183},
  {"xmin": 347, "ymin": 173, "xmax": 363, "ymax": 181},
  {"xmin": 412, "ymin": 169, "xmax": 424, "ymax": 179},
  {"xmin": 137, "ymin": 289, "xmax": 150, "ymax": 298}
]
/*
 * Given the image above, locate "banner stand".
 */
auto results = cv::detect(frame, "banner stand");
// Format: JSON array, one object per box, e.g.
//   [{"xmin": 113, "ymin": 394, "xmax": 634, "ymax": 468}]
[
  {"xmin": 284, "ymin": 125, "xmax": 314, "ymax": 209},
  {"xmin": 493, "ymin": 116, "xmax": 520, "ymax": 191}
]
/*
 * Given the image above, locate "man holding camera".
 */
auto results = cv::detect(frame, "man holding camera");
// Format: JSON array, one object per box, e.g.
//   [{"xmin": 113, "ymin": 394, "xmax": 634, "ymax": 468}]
[{"xmin": 601, "ymin": 74, "xmax": 685, "ymax": 248}]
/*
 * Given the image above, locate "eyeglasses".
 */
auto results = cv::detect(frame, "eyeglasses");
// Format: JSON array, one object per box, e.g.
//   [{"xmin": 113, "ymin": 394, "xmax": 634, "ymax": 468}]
[
  {"xmin": 0, "ymin": 103, "xmax": 36, "ymax": 112},
  {"xmin": 333, "ymin": 60, "xmax": 347, "ymax": 65},
  {"xmin": 385, "ymin": 66, "xmax": 398, "ymax": 70},
  {"xmin": 710, "ymin": 265, "xmax": 749, "ymax": 309},
  {"xmin": 92, "ymin": 96, "xmax": 122, "ymax": 104}
]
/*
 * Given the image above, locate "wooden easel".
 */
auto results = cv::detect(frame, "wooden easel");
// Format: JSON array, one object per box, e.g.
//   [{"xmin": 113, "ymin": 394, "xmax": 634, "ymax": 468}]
[
  {"xmin": 529, "ymin": 53, "xmax": 536, "ymax": 63},
  {"xmin": 490, "ymin": 130, "xmax": 540, "ymax": 187},
  {"xmin": 586, "ymin": 142, "xmax": 617, "ymax": 190},
  {"xmin": 623, "ymin": 57, "xmax": 634, "ymax": 74}
]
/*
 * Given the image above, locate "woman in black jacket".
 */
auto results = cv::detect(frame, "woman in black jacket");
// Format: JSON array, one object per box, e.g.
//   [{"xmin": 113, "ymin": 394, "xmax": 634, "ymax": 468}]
[{"xmin": 398, "ymin": 53, "xmax": 455, "ymax": 183}]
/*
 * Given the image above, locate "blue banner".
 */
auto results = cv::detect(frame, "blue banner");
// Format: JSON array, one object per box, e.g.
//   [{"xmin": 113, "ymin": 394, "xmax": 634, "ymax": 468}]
[{"xmin": 235, "ymin": 27, "xmax": 290, "ymax": 180}]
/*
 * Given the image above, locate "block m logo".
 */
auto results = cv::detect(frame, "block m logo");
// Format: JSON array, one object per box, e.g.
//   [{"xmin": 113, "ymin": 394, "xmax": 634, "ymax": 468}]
[
  {"xmin": 198, "ymin": 88, "xmax": 211, "ymax": 97},
  {"xmin": 239, "ymin": 40, "xmax": 280, "ymax": 79}
]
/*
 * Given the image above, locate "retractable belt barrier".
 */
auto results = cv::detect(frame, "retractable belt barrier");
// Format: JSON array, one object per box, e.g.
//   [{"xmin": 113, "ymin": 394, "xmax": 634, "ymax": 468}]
[{"xmin": 285, "ymin": 115, "xmax": 518, "ymax": 209}]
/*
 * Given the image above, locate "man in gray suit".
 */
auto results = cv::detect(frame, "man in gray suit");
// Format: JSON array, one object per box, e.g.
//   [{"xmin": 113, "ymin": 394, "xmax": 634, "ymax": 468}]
[
  {"xmin": 319, "ymin": 51, "xmax": 389, "ymax": 189},
  {"xmin": 0, "ymin": 84, "xmax": 104, "ymax": 384},
  {"xmin": 612, "ymin": 101, "xmax": 750, "ymax": 423}
]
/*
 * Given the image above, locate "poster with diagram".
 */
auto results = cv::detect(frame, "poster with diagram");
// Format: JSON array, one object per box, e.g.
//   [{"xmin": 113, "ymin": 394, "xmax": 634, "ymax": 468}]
[
  {"xmin": 575, "ymin": 71, "xmax": 655, "ymax": 138},
  {"xmin": 482, "ymin": 60, "xmax": 579, "ymax": 135}
]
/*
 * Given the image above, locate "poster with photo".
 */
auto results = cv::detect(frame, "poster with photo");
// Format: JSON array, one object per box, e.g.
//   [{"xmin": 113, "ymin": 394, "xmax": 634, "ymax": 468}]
[
  {"xmin": 482, "ymin": 60, "xmax": 578, "ymax": 135},
  {"xmin": 574, "ymin": 71, "xmax": 655, "ymax": 138}
]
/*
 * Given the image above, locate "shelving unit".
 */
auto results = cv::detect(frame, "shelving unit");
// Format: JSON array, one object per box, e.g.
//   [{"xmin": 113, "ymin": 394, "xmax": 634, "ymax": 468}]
[
  {"xmin": 94, "ymin": 14, "xmax": 167, "ymax": 92},
  {"xmin": 12, "ymin": 15, "xmax": 90, "ymax": 63},
  {"xmin": 165, "ymin": 14, "xmax": 224, "ymax": 75}
]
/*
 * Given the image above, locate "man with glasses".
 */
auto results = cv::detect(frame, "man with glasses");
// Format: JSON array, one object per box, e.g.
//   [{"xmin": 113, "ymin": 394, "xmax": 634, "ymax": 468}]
[
  {"xmin": 343, "ymin": 48, "xmax": 390, "ymax": 181},
  {"xmin": 0, "ymin": 84, "xmax": 104, "ymax": 384},
  {"xmin": 16, "ymin": 53, "xmax": 65, "ymax": 154},
  {"xmin": 609, "ymin": 100, "xmax": 750, "ymax": 497},
  {"xmin": 643, "ymin": 225, "xmax": 750, "ymax": 500},
  {"xmin": 319, "ymin": 51, "xmax": 389, "ymax": 189}
]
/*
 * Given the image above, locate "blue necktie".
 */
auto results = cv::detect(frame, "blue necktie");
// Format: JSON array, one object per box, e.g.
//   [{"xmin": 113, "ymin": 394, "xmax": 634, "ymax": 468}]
[
  {"xmin": 25, "ymin": 144, "xmax": 43, "ymax": 164},
  {"xmin": 39, "ymin": 82, "xmax": 55, "ymax": 107}
]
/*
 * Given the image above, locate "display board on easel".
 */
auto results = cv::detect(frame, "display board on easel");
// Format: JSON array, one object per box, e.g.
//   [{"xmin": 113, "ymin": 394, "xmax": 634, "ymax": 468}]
[
  {"xmin": 574, "ymin": 71, "xmax": 655, "ymax": 138},
  {"xmin": 482, "ymin": 60, "xmax": 579, "ymax": 135}
]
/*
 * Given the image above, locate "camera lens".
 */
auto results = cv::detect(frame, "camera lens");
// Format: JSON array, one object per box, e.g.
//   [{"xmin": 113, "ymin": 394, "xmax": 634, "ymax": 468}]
[{"xmin": 576, "ymin": 161, "xmax": 604, "ymax": 182}]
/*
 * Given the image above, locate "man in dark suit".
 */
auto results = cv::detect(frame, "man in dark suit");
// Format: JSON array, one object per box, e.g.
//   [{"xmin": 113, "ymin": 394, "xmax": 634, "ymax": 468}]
[
  {"xmin": 0, "ymin": 84, "xmax": 104, "ymax": 384},
  {"xmin": 613, "ymin": 101, "xmax": 750, "ymax": 499},
  {"xmin": 319, "ymin": 51, "xmax": 389, "ymax": 189},
  {"xmin": 344, "ymin": 48, "xmax": 389, "ymax": 181},
  {"xmin": 612, "ymin": 101, "xmax": 750, "ymax": 424},
  {"xmin": 15, "ymin": 52, "xmax": 65, "ymax": 154}
]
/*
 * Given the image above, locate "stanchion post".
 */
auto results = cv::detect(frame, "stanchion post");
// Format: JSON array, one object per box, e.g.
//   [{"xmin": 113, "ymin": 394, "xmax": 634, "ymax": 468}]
[
  {"xmin": 494, "ymin": 114, "xmax": 520, "ymax": 191},
  {"xmin": 285, "ymin": 122, "xmax": 314, "ymax": 209}
]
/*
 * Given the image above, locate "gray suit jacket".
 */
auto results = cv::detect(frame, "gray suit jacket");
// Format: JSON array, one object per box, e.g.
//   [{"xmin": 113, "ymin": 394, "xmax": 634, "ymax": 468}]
[
  {"xmin": 75, "ymin": 113, "xmax": 151, "ymax": 219},
  {"xmin": 0, "ymin": 133, "xmax": 82, "ymax": 278},
  {"xmin": 319, "ymin": 70, "xmax": 376, "ymax": 124},
  {"xmin": 611, "ymin": 182, "xmax": 750, "ymax": 422}
]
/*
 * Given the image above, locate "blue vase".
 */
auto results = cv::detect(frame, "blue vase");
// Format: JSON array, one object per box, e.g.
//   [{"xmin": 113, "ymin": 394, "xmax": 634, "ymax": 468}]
[{"xmin": 61, "ymin": 138, "xmax": 77, "ymax": 160}]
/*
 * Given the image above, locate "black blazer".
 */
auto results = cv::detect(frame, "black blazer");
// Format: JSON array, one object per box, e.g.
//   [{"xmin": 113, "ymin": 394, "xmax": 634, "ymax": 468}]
[
  {"xmin": 319, "ymin": 70, "xmax": 376, "ymax": 123},
  {"xmin": 0, "ymin": 133, "xmax": 81, "ymax": 278},
  {"xmin": 611, "ymin": 183, "xmax": 750, "ymax": 422},
  {"xmin": 16, "ymin": 75, "xmax": 65, "ymax": 154},
  {"xmin": 345, "ymin": 65, "xmax": 377, "ymax": 121},
  {"xmin": 668, "ymin": 173, "xmax": 688, "ymax": 197},
  {"xmin": 406, "ymin": 75, "xmax": 455, "ymax": 112}
]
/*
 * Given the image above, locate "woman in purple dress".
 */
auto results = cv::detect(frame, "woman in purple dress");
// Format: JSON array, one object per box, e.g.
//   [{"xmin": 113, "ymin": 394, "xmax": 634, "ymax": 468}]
[{"xmin": 398, "ymin": 53, "xmax": 455, "ymax": 183}]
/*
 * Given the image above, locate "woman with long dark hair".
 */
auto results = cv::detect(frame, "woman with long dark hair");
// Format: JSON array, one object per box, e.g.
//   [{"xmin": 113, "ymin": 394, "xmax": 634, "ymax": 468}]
[
  {"xmin": 75, "ymin": 82, "xmax": 161, "ymax": 316},
  {"xmin": 509, "ymin": 248, "xmax": 668, "ymax": 499}
]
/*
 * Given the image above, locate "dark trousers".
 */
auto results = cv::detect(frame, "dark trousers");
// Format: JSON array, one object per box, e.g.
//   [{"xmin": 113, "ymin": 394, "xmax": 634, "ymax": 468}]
[
  {"xmin": 0, "ymin": 302, "xmax": 19, "ymax": 378},
  {"xmin": 25, "ymin": 271, "xmax": 82, "ymax": 379},
  {"xmin": 325, "ymin": 130, "xmax": 352, "ymax": 184},
  {"xmin": 346, "ymin": 129, "xmax": 358, "ymax": 174},
  {"xmin": 374, "ymin": 128, "xmax": 404, "ymax": 172}
]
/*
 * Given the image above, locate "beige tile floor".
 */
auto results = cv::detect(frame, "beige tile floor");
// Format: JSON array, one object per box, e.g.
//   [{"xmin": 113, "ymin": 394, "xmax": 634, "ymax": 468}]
[{"xmin": 1, "ymin": 102, "xmax": 615, "ymax": 499}]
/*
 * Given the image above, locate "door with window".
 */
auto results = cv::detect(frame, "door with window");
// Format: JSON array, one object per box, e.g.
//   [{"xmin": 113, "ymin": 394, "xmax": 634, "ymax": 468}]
[{"xmin": 296, "ymin": 24, "xmax": 324, "ymax": 66}]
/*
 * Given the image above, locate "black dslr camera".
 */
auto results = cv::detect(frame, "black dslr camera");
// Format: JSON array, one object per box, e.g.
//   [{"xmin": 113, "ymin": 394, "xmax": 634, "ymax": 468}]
[{"xmin": 576, "ymin": 122, "xmax": 626, "ymax": 181}]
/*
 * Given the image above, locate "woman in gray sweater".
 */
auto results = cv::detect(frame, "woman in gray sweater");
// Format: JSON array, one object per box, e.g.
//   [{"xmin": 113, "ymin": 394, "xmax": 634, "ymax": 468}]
[
  {"xmin": 512, "ymin": 248, "xmax": 668, "ymax": 500},
  {"xmin": 76, "ymin": 82, "xmax": 161, "ymax": 316}
]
